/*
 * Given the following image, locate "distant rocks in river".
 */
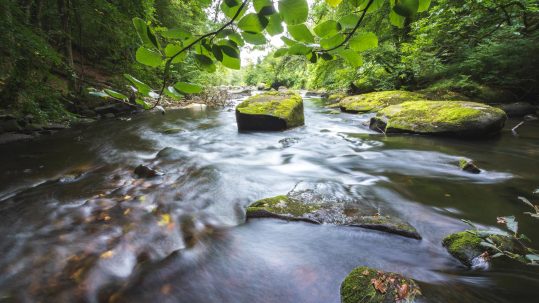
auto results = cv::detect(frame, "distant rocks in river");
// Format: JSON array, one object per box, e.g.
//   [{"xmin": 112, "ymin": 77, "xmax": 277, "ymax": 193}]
[
  {"xmin": 459, "ymin": 159, "xmax": 481, "ymax": 174},
  {"xmin": 442, "ymin": 230, "xmax": 527, "ymax": 269},
  {"xmin": 369, "ymin": 101, "xmax": 507, "ymax": 138},
  {"xmin": 235, "ymin": 92, "xmax": 305, "ymax": 131},
  {"xmin": 495, "ymin": 102, "xmax": 537, "ymax": 117},
  {"xmin": 339, "ymin": 90, "xmax": 425, "ymax": 113},
  {"xmin": 245, "ymin": 183, "xmax": 421, "ymax": 239},
  {"xmin": 340, "ymin": 266, "xmax": 422, "ymax": 303}
]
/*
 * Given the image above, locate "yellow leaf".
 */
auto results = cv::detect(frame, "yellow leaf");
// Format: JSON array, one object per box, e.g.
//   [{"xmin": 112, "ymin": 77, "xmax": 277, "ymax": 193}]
[{"xmin": 325, "ymin": 0, "xmax": 343, "ymax": 8}]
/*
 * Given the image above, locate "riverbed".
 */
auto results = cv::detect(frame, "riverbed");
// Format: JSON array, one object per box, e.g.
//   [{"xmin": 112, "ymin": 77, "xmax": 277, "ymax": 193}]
[{"xmin": 0, "ymin": 94, "xmax": 538, "ymax": 302}]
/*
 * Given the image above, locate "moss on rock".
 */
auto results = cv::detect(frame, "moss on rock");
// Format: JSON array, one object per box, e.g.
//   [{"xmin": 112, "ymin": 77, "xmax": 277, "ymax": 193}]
[
  {"xmin": 442, "ymin": 230, "xmax": 527, "ymax": 267},
  {"xmin": 246, "ymin": 195, "xmax": 421, "ymax": 239},
  {"xmin": 341, "ymin": 266, "xmax": 421, "ymax": 303},
  {"xmin": 370, "ymin": 101, "xmax": 507, "ymax": 137},
  {"xmin": 236, "ymin": 92, "xmax": 304, "ymax": 131},
  {"xmin": 339, "ymin": 91, "xmax": 426, "ymax": 113}
]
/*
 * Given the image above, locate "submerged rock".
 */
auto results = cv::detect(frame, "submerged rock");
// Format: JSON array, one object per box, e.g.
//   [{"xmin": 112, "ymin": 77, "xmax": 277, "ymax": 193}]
[
  {"xmin": 496, "ymin": 102, "xmax": 537, "ymax": 118},
  {"xmin": 134, "ymin": 165, "xmax": 163, "ymax": 178},
  {"xmin": 246, "ymin": 192, "xmax": 421, "ymax": 239},
  {"xmin": 235, "ymin": 92, "xmax": 304, "ymax": 131},
  {"xmin": 339, "ymin": 91, "xmax": 425, "ymax": 113},
  {"xmin": 442, "ymin": 230, "xmax": 527, "ymax": 268},
  {"xmin": 370, "ymin": 101, "xmax": 507, "ymax": 137},
  {"xmin": 459, "ymin": 159, "xmax": 481, "ymax": 174},
  {"xmin": 340, "ymin": 266, "xmax": 422, "ymax": 303}
]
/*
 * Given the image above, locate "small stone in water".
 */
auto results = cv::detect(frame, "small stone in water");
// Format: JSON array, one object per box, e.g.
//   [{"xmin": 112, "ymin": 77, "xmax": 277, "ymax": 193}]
[
  {"xmin": 459, "ymin": 159, "xmax": 481, "ymax": 174},
  {"xmin": 134, "ymin": 165, "xmax": 163, "ymax": 178}
]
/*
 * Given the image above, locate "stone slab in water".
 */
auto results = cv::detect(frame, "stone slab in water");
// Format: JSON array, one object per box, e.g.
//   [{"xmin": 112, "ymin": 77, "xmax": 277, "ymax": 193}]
[
  {"xmin": 495, "ymin": 102, "xmax": 537, "ymax": 117},
  {"xmin": 340, "ymin": 266, "xmax": 421, "ymax": 303},
  {"xmin": 235, "ymin": 92, "xmax": 304, "ymax": 131},
  {"xmin": 246, "ymin": 193, "xmax": 421, "ymax": 239},
  {"xmin": 339, "ymin": 90, "xmax": 425, "ymax": 113},
  {"xmin": 370, "ymin": 100, "xmax": 507, "ymax": 137}
]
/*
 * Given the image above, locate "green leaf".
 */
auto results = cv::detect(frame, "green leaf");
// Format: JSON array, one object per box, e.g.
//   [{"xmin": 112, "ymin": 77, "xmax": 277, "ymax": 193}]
[
  {"xmin": 335, "ymin": 49, "xmax": 363, "ymax": 67},
  {"xmin": 393, "ymin": 0, "xmax": 419, "ymax": 17},
  {"xmin": 281, "ymin": 36, "xmax": 297, "ymax": 46},
  {"xmin": 358, "ymin": 0, "xmax": 384, "ymax": 12},
  {"xmin": 124, "ymin": 74, "xmax": 152, "ymax": 96},
  {"xmin": 325, "ymin": 0, "xmax": 343, "ymax": 7},
  {"xmin": 320, "ymin": 33, "xmax": 346, "ymax": 50},
  {"xmin": 133, "ymin": 18, "xmax": 153, "ymax": 48},
  {"xmin": 266, "ymin": 14, "xmax": 284, "ymax": 36},
  {"xmin": 308, "ymin": 52, "xmax": 318, "ymax": 63},
  {"xmin": 161, "ymin": 28, "xmax": 192, "ymax": 40},
  {"xmin": 238, "ymin": 13, "xmax": 268, "ymax": 33},
  {"xmin": 164, "ymin": 44, "xmax": 187, "ymax": 63},
  {"xmin": 174, "ymin": 82, "xmax": 203, "ymax": 94},
  {"xmin": 254, "ymin": 0, "xmax": 275, "ymax": 15},
  {"xmin": 228, "ymin": 33, "xmax": 245, "ymax": 46},
  {"xmin": 349, "ymin": 32, "xmax": 378, "ymax": 52},
  {"xmin": 287, "ymin": 24, "xmax": 314, "ymax": 43},
  {"xmin": 241, "ymin": 32, "xmax": 267, "ymax": 45},
  {"xmin": 221, "ymin": 51, "xmax": 241, "ymax": 70},
  {"xmin": 274, "ymin": 48, "xmax": 289, "ymax": 57},
  {"xmin": 212, "ymin": 45, "xmax": 224, "ymax": 62},
  {"xmin": 418, "ymin": 0, "xmax": 431, "ymax": 12},
  {"xmin": 104, "ymin": 89, "xmax": 128, "ymax": 101},
  {"xmin": 279, "ymin": 0, "xmax": 308, "ymax": 25},
  {"xmin": 194, "ymin": 54, "xmax": 216, "ymax": 72},
  {"xmin": 288, "ymin": 43, "xmax": 312, "ymax": 55},
  {"xmin": 313, "ymin": 20, "xmax": 341, "ymax": 39},
  {"xmin": 339, "ymin": 14, "xmax": 359, "ymax": 30},
  {"xmin": 164, "ymin": 87, "xmax": 183, "ymax": 100},
  {"xmin": 136, "ymin": 47, "xmax": 162, "ymax": 67},
  {"xmin": 389, "ymin": 9, "xmax": 406, "ymax": 28},
  {"xmin": 221, "ymin": 0, "xmax": 247, "ymax": 19},
  {"xmin": 500, "ymin": 216, "xmax": 518, "ymax": 234},
  {"xmin": 135, "ymin": 98, "xmax": 152, "ymax": 110}
]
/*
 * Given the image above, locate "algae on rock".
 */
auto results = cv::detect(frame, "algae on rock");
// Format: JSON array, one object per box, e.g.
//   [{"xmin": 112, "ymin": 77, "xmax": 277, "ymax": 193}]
[
  {"xmin": 339, "ymin": 91, "xmax": 426, "ymax": 113},
  {"xmin": 370, "ymin": 100, "xmax": 507, "ymax": 137},
  {"xmin": 340, "ymin": 266, "xmax": 422, "ymax": 303},
  {"xmin": 236, "ymin": 91, "xmax": 304, "ymax": 131},
  {"xmin": 442, "ymin": 230, "xmax": 527, "ymax": 268}
]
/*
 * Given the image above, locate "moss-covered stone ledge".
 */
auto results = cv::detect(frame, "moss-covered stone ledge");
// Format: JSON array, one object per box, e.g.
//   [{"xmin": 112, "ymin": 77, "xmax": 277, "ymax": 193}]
[
  {"xmin": 370, "ymin": 101, "xmax": 507, "ymax": 138},
  {"xmin": 235, "ymin": 91, "xmax": 304, "ymax": 131},
  {"xmin": 246, "ymin": 195, "xmax": 421, "ymax": 239},
  {"xmin": 339, "ymin": 91, "xmax": 426, "ymax": 113},
  {"xmin": 341, "ymin": 266, "xmax": 422, "ymax": 303},
  {"xmin": 442, "ymin": 230, "xmax": 527, "ymax": 268}
]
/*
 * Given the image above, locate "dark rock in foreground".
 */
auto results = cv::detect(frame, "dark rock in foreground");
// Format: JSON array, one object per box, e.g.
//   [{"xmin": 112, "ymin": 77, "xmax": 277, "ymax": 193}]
[
  {"xmin": 341, "ymin": 266, "xmax": 421, "ymax": 303},
  {"xmin": 246, "ymin": 185, "xmax": 421, "ymax": 239},
  {"xmin": 370, "ymin": 101, "xmax": 507, "ymax": 138},
  {"xmin": 134, "ymin": 165, "xmax": 163, "ymax": 178},
  {"xmin": 236, "ymin": 92, "xmax": 304, "ymax": 131}
]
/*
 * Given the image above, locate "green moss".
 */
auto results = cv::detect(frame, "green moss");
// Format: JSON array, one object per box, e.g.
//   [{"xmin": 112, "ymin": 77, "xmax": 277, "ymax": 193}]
[
  {"xmin": 327, "ymin": 93, "xmax": 347, "ymax": 104},
  {"xmin": 236, "ymin": 92, "xmax": 304, "ymax": 127},
  {"xmin": 247, "ymin": 195, "xmax": 321, "ymax": 217},
  {"xmin": 442, "ymin": 231, "xmax": 483, "ymax": 266},
  {"xmin": 341, "ymin": 266, "xmax": 421, "ymax": 303},
  {"xmin": 339, "ymin": 90, "xmax": 426, "ymax": 113},
  {"xmin": 372, "ymin": 100, "xmax": 507, "ymax": 136}
]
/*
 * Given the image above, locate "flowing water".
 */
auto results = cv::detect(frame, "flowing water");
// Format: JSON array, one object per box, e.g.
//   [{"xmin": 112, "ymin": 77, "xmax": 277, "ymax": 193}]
[{"xmin": 0, "ymin": 93, "xmax": 538, "ymax": 303}]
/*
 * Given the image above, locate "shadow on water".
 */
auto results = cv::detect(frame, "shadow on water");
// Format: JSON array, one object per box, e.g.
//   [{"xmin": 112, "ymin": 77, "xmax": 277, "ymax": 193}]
[{"xmin": 0, "ymin": 95, "xmax": 538, "ymax": 302}]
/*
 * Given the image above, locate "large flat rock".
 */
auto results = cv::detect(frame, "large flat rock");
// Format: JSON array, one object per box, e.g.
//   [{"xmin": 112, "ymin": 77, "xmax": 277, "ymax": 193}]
[{"xmin": 370, "ymin": 100, "xmax": 506, "ymax": 137}]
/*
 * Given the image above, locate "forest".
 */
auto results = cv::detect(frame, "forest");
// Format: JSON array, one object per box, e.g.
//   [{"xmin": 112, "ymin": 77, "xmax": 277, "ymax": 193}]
[{"xmin": 0, "ymin": 0, "xmax": 539, "ymax": 302}]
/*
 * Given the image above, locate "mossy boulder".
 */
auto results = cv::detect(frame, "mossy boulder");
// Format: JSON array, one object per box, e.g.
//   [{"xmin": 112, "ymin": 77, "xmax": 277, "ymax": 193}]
[
  {"xmin": 327, "ymin": 93, "xmax": 348, "ymax": 105},
  {"xmin": 246, "ymin": 195, "xmax": 421, "ymax": 239},
  {"xmin": 459, "ymin": 159, "xmax": 481, "ymax": 174},
  {"xmin": 341, "ymin": 266, "xmax": 422, "ymax": 303},
  {"xmin": 442, "ymin": 231, "xmax": 527, "ymax": 268},
  {"xmin": 370, "ymin": 101, "xmax": 507, "ymax": 137},
  {"xmin": 339, "ymin": 91, "xmax": 425, "ymax": 113},
  {"xmin": 235, "ymin": 92, "xmax": 304, "ymax": 131}
]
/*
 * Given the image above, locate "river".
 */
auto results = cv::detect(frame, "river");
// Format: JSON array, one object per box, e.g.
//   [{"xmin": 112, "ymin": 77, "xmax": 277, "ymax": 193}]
[{"xmin": 0, "ymin": 93, "xmax": 538, "ymax": 302}]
